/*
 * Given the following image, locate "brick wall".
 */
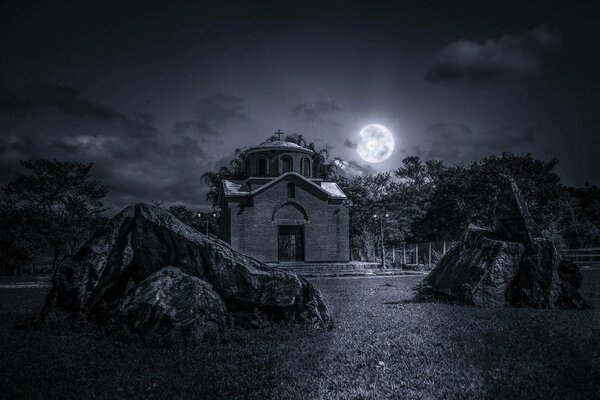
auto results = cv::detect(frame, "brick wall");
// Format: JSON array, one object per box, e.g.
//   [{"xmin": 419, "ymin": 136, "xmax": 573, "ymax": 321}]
[{"xmin": 223, "ymin": 175, "xmax": 349, "ymax": 262}]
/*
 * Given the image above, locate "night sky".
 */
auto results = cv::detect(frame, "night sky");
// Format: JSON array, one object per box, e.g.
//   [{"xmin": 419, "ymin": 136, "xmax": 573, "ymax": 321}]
[{"xmin": 1, "ymin": 0, "xmax": 599, "ymax": 211}]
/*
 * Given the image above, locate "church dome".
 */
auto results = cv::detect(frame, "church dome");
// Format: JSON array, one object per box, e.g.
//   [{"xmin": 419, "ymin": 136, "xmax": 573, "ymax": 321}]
[
  {"xmin": 245, "ymin": 132, "xmax": 314, "ymax": 178},
  {"xmin": 246, "ymin": 140, "xmax": 313, "ymax": 155}
]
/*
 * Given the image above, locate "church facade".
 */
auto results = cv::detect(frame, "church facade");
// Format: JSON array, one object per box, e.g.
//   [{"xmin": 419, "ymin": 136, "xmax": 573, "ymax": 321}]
[{"xmin": 219, "ymin": 137, "xmax": 349, "ymax": 263}]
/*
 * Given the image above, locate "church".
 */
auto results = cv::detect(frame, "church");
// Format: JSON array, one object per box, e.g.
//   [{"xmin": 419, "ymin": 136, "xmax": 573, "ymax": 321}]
[{"xmin": 219, "ymin": 133, "xmax": 350, "ymax": 263}]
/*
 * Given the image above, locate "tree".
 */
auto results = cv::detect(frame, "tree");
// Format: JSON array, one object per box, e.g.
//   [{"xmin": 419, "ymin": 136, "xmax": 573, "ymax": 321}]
[
  {"xmin": 272, "ymin": 133, "xmax": 337, "ymax": 180},
  {"xmin": 0, "ymin": 203, "xmax": 46, "ymax": 275},
  {"xmin": 393, "ymin": 156, "xmax": 447, "ymax": 241},
  {"xmin": 201, "ymin": 148, "xmax": 247, "ymax": 208},
  {"xmin": 412, "ymin": 153, "xmax": 565, "ymax": 242},
  {"xmin": 337, "ymin": 173, "xmax": 392, "ymax": 261},
  {"xmin": 337, "ymin": 164, "xmax": 433, "ymax": 263},
  {"xmin": 561, "ymin": 184, "xmax": 600, "ymax": 247},
  {"xmin": 1, "ymin": 160, "xmax": 108, "ymax": 272},
  {"xmin": 169, "ymin": 204, "xmax": 201, "ymax": 230},
  {"xmin": 168, "ymin": 203, "xmax": 218, "ymax": 235}
]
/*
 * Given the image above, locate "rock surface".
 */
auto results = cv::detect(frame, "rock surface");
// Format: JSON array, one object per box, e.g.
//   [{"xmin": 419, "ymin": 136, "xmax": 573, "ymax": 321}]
[
  {"xmin": 106, "ymin": 266, "xmax": 228, "ymax": 343},
  {"xmin": 418, "ymin": 225, "xmax": 525, "ymax": 307},
  {"xmin": 43, "ymin": 204, "xmax": 333, "ymax": 341},
  {"xmin": 416, "ymin": 175, "xmax": 592, "ymax": 309},
  {"xmin": 42, "ymin": 207, "xmax": 134, "ymax": 322},
  {"xmin": 493, "ymin": 174, "xmax": 539, "ymax": 244}
]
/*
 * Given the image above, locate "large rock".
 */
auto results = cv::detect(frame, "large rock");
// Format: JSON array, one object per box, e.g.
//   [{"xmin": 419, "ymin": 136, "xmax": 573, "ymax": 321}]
[
  {"xmin": 131, "ymin": 204, "xmax": 332, "ymax": 326},
  {"xmin": 493, "ymin": 175, "xmax": 539, "ymax": 244},
  {"xmin": 42, "ymin": 203, "xmax": 333, "ymax": 338},
  {"xmin": 42, "ymin": 207, "xmax": 134, "ymax": 323},
  {"xmin": 416, "ymin": 225, "xmax": 525, "ymax": 306},
  {"xmin": 556, "ymin": 259, "xmax": 591, "ymax": 309},
  {"xmin": 507, "ymin": 238, "xmax": 561, "ymax": 308},
  {"xmin": 416, "ymin": 175, "xmax": 592, "ymax": 309},
  {"xmin": 105, "ymin": 267, "xmax": 228, "ymax": 343}
]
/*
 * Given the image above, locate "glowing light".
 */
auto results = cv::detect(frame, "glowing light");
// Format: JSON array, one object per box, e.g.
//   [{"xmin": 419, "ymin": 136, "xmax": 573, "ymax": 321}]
[{"xmin": 356, "ymin": 124, "xmax": 395, "ymax": 163}]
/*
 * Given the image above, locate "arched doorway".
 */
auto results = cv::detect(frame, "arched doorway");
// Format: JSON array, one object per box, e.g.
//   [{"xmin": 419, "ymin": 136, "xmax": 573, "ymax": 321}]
[
  {"xmin": 273, "ymin": 202, "xmax": 307, "ymax": 262},
  {"xmin": 278, "ymin": 225, "xmax": 304, "ymax": 262}
]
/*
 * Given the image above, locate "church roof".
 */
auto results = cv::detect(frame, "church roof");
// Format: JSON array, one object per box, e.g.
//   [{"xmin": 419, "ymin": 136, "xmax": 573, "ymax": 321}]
[
  {"xmin": 246, "ymin": 140, "xmax": 313, "ymax": 155},
  {"xmin": 320, "ymin": 182, "xmax": 346, "ymax": 198},
  {"xmin": 222, "ymin": 172, "xmax": 346, "ymax": 199},
  {"xmin": 222, "ymin": 180, "xmax": 249, "ymax": 196}
]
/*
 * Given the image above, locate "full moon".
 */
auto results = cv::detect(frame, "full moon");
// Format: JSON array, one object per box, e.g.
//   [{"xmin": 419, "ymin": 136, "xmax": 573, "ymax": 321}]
[{"xmin": 356, "ymin": 124, "xmax": 395, "ymax": 163}]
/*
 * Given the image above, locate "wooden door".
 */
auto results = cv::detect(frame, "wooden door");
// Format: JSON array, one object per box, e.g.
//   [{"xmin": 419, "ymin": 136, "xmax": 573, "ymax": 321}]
[{"xmin": 278, "ymin": 225, "xmax": 304, "ymax": 261}]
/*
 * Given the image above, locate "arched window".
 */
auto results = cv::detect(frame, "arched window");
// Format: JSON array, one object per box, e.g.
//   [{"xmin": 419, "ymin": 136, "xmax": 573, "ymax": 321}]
[
  {"xmin": 302, "ymin": 158, "xmax": 311, "ymax": 178},
  {"xmin": 257, "ymin": 158, "xmax": 267, "ymax": 176},
  {"xmin": 281, "ymin": 156, "xmax": 292, "ymax": 173}
]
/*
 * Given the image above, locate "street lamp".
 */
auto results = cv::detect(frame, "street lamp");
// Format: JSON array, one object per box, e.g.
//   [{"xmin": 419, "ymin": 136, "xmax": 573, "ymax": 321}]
[
  {"xmin": 197, "ymin": 212, "xmax": 217, "ymax": 236},
  {"xmin": 372, "ymin": 212, "xmax": 390, "ymax": 267}
]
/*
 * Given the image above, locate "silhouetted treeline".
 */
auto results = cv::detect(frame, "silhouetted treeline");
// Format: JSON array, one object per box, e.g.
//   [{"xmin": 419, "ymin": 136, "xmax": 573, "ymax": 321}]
[
  {"xmin": 2, "ymin": 152, "xmax": 599, "ymax": 274},
  {"xmin": 338, "ymin": 153, "xmax": 600, "ymax": 261}
]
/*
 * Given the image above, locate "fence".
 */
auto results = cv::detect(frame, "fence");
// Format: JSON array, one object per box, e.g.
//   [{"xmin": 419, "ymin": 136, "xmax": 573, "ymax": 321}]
[
  {"xmin": 351, "ymin": 241, "xmax": 456, "ymax": 270},
  {"xmin": 560, "ymin": 247, "xmax": 600, "ymax": 266},
  {"xmin": 350, "ymin": 243, "xmax": 600, "ymax": 270},
  {"xmin": 392, "ymin": 242, "xmax": 455, "ymax": 269}
]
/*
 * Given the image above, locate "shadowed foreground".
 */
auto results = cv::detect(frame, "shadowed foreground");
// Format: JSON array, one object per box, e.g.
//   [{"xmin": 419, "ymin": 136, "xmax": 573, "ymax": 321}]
[{"xmin": 1, "ymin": 272, "xmax": 599, "ymax": 399}]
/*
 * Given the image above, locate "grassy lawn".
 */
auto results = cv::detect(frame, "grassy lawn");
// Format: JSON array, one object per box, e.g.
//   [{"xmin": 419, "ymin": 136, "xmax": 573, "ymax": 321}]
[{"xmin": 1, "ymin": 272, "xmax": 599, "ymax": 399}]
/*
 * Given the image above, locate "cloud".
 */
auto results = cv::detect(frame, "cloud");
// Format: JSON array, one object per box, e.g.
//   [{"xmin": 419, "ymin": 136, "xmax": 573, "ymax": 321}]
[
  {"xmin": 0, "ymin": 82, "xmax": 225, "ymax": 211},
  {"xmin": 34, "ymin": 84, "xmax": 121, "ymax": 120},
  {"xmin": 0, "ymin": 80, "xmax": 28, "ymax": 113},
  {"xmin": 334, "ymin": 159, "xmax": 374, "ymax": 176},
  {"xmin": 172, "ymin": 94, "xmax": 247, "ymax": 137},
  {"xmin": 0, "ymin": 82, "xmax": 157, "ymax": 137},
  {"xmin": 426, "ymin": 122, "xmax": 535, "ymax": 161},
  {"xmin": 343, "ymin": 138, "xmax": 357, "ymax": 149},
  {"xmin": 290, "ymin": 100, "xmax": 342, "ymax": 123},
  {"xmin": 425, "ymin": 26, "xmax": 562, "ymax": 84}
]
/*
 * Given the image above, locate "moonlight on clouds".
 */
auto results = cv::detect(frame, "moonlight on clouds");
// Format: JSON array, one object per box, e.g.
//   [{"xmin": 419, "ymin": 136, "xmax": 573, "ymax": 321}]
[{"xmin": 356, "ymin": 124, "xmax": 395, "ymax": 163}]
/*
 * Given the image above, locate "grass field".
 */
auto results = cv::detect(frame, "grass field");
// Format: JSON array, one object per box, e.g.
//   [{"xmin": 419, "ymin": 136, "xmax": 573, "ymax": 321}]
[{"xmin": 1, "ymin": 272, "xmax": 599, "ymax": 399}]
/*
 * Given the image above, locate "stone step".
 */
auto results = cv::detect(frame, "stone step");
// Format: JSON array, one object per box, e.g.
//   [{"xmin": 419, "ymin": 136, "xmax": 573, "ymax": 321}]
[
  {"xmin": 270, "ymin": 262, "xmax": 383, "ymax": 272},
  {"xmin": 293, "ymin": 269, "xmax": 424, "ymax": 278},
  {"xmin": 269, "ymin": 262, "xmax": 427, "ymax": 278}
]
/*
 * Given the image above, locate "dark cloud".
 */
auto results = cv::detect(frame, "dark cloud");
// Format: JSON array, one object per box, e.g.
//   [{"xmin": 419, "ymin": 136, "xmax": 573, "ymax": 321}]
[
  {"xmin": 0, "ymin": 0, "xmax": 598, "ymax": 190},
  {"xmin": 290, "ymin": 100, "xmax": 342, "ymax": 123},
  {"xmin": 172, "ymin": 94, "xmax": 247, "ymax": 137},
  {"xmin": 425, "ymin": 26, "xmax": 562, "ymax": 84},
  {"xmin": 0, "ymin": 82, "xmax": 157, "ymax": 137},
  {"xmin": 343, "ymin": 138, "xmax": 357, "ymax": 149},
  {"xmin": 426, "ymin": 122, "xmax": 535, "ymax": 161},
  {"xmin": 0, "ymin": 80, "xmax": 28, "ymax": 113},
  {"xmin": 34, "ymin": 84, "xmax": 121, "ymax": 120},
  {"xmin": 0, "ymin": 82, "xmax": 219, "ymax": 211}
]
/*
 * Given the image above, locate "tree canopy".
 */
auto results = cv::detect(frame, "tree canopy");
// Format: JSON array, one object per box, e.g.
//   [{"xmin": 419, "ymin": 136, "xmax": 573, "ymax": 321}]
[
  {"xmin": 412, "ymin": 153, "xmax": 564, "ymax": 242},
  {"xmin": 3, "ymin": 150, "xmax": 598, "ymax": 273},
  {"xmin": 338, "ymin": 152, "xmax": 599, "ymax": 262},
  {"xmin": 1, "ymin": 160, "xmax": 108, "ymax": 271}
]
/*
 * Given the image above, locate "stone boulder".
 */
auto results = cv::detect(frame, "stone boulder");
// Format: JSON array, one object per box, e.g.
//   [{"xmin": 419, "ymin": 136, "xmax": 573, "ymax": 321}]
[
  {"xmin": 105, "ymin": 266, "xmax": 228, "ymax": 343},
  {"xmin": 42, "ymin": 204, "xmax": 333, "ymax": 339},
  {"xmin": 556, "ymin": 259, "xmax": 591, "ymax": 309},
  {"xmin": 416, "ymin": 225, "xmax": 525, "ymax": 307},
  {"xmin": 415, "ymin": 175, "xmax": 592, "ymax": 309},
  {"xmin": 507, "ymin": 238, "xmax": 561, "ymax": 307},
  {"xmin": 42, "ymin": 207, "xmax": 134, "ymax": 323},
  {"xmin": 493, "ymin": 174, "xmax": 539, "ymax": 244},
  {"xmin": 130, "ymin": 204, "xmax": 332, "ymax": 326}
]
